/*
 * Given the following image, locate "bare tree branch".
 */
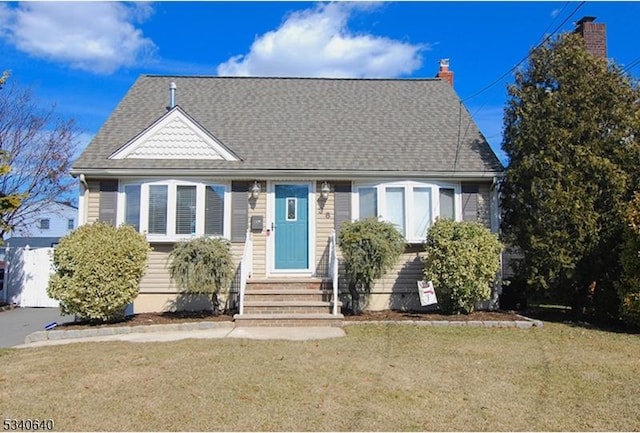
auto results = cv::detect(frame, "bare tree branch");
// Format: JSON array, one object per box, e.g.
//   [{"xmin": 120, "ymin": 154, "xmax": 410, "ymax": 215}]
[{"xmin": 0, "ymin": 79, "xmax": 80, "ymax": 240}]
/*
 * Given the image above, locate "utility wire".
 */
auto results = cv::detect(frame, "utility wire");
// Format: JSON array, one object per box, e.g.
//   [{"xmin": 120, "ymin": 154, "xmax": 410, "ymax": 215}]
[
  {"xmin": 462, "ymin": 1, "xmax": 586, "ymax": 103},
  {"xmin": 452, "ymin": 1, "xmax": 585, "ymax": 172},
  {"xmin": 621, "ymin": 56, "xmax": 640, "ymax": 74}
]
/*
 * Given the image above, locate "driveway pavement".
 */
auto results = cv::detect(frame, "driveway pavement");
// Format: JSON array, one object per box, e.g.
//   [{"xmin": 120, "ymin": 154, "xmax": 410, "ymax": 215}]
[{"xmin": 0, "ymin": 307, "xmax": 74, "ymax": 348}]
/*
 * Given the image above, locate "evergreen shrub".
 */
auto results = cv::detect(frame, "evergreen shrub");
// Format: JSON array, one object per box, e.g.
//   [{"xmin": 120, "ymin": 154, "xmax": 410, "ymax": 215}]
[
  {"xmin": 47, "ymin": 222, "xmax": 150, "ymax": 322},
  {"xmin": 424, "ymin": 219, "xmax": 503, "ymax": 314}
]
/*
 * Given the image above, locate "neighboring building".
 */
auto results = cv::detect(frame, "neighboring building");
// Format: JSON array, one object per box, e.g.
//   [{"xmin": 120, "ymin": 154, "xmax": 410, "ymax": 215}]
[
  {"xmin": 71, "ymin": 63, "xmax": 504, "ymax": 324},
  {"xmin": 3, "ymin": 201, "xmax": 77, "ymax": 249},
  {"xmin": 0, "ymin": 201, "xmax": 77, "ymax": 307}
]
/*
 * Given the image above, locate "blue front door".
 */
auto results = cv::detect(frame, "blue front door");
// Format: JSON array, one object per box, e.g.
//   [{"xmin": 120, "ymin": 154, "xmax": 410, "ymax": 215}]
[{"xmin": 275, "ymin": 184, "xmax": 309, "ymax": 270}]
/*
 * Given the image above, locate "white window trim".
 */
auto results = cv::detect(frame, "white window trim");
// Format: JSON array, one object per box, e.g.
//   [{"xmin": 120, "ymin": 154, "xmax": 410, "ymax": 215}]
[
  {"xmin": 117, "ymin": 179, "xmax": 231, "ymax": 242},
  {"xmin": 352, "ymin": 180, "xmax": 462, "ymax": 243}
]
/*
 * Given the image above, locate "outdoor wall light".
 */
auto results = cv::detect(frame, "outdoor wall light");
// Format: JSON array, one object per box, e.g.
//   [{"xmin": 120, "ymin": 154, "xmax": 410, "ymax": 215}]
[
  {"xmin": 321, "ymin": 181, "xmax": 331, "ymax": 199},
  {"xmin": 251, "ymin": 181, "xmax": 261, "ymax": 199}
]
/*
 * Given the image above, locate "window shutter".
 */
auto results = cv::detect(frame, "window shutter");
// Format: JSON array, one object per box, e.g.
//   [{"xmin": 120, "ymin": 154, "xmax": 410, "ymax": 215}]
[
  {"xmin": 231, "ymin": 181, "xmax": 249, "ymax": 242},
  {"xmin": 99, "ymin": 180, "xmax": 118, "ymax": 224},
  {"xmin": 461, "ymin": 183, "xmax": 479, "ymax": 222},
  {"xmin": 205, "ymin": 185, "xmax": 225, "ymax": 236},
  {"xmin": 334, "ymin": 182, "xmax": 352, "ymax": 232}
]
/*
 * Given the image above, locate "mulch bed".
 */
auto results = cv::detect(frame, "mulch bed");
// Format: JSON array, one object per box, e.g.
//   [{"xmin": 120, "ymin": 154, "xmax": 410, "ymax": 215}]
[{"xmin": 57, "ymin": 309, "xmax": 524, "ymax": 329}]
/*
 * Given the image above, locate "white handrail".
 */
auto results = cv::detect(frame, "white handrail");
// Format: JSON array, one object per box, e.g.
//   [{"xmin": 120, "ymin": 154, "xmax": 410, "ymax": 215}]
[
  {"xmin": 238, "ymin": 231, "xmax": 253, "ymax": 315},
  {"xmin": 328, "ymin": 230, "xmax": 339, "ymax": 316}
]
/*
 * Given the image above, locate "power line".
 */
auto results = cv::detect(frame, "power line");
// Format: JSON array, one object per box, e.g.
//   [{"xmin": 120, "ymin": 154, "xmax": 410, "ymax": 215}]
[
  {"xmin": 452, "ymin": 1, "xmax": 586, "ymax": 172},
  {"xmin": 621, "ymin": 56, "xmax": 640, "ymax": 74},
  {"xmin": 462, "ymin": 1, "xmax": 586, "ymax": 103}
]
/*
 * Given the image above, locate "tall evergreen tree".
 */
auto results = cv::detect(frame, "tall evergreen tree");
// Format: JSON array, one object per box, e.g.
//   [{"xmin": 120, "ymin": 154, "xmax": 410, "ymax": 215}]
[{"xmin": 501, "ymin": 33, "xmax": 640, "ymax": 317}]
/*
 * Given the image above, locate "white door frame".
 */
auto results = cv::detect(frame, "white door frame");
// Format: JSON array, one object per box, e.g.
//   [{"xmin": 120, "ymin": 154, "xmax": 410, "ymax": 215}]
[{"xmin": 266, "ymin": 181, "xmax": 316, "ymax": 276}]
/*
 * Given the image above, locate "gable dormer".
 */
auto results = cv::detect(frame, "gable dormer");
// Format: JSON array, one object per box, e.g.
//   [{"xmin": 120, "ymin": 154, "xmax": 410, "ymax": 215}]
[{"xmin": 108, "ymin": 106, "xmax": 240, "ymax": 161}]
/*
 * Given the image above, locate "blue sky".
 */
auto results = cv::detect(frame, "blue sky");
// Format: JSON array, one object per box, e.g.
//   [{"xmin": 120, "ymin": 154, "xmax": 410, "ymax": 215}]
[{"xmin": 1, "ymin": 1, "xmax": 639, "ymax": 165}]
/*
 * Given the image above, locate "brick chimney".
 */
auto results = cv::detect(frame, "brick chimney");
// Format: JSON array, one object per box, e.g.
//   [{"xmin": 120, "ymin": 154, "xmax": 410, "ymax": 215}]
[
  {"xmin": 436, "ymin": 59, "xmax": 454, "ymax": 86},
  {"xmin": 574, "ymin": 16, "xmax": 607, "ymax": 59}
]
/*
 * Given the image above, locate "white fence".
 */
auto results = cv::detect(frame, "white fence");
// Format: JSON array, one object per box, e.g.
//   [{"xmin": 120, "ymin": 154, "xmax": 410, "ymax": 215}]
[{"xmin": 3, "ymin": 246, "xmax": 59, "ymax": 308}]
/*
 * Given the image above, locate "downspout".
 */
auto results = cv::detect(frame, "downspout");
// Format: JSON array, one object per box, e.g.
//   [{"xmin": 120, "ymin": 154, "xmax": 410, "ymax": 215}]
[
  {"xmin": 489, "ymin": 175, "xmax": 503, "ymax": 309},
  {"xmin": 78, "ymin": 174, "xmax": 89, "ymax": 227}
]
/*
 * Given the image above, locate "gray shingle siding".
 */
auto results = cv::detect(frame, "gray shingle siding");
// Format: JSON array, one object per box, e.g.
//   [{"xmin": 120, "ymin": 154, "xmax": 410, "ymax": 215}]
[{"xmin": 73, "ymin": 76, "xmax": 504, "ymax": 175}]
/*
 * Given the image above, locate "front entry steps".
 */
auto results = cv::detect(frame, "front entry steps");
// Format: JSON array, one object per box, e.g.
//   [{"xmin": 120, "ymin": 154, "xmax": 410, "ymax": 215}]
[{"xmin": 234, "ymin": 278, "xmax": 343, "ymax": 327}]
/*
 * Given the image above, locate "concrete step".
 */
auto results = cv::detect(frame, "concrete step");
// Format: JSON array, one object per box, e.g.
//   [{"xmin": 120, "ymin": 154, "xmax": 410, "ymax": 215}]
[
  {"xmin": 244, "ymin": 289, "xmax": 328, "ymax": 303},
  {"xmin": 246, "ymin": 278, "xmax": 331, "ymax": 291},
  {"xmin": 243, "ymin": 300, "xmax": 331, "ymax": 315},
  {"xmin": 233, "ymin": 313, "xmax": 344, "ymax": 327}
]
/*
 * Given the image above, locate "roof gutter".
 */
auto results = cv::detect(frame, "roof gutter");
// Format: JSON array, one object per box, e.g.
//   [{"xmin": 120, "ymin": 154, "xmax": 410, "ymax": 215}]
[{"xmin": 70, "ymin": 168, "xmax": 505, "ymax": 180}]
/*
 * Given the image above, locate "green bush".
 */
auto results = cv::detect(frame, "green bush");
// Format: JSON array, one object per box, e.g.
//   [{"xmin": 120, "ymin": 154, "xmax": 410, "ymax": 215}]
[
  {"xmin": 47, "ymin": 222, "xmax": 150, "ymax": 322},
  {"xmin": 424, "ymin": 219, "xmax": 503, "ymax": 314},
  {"xmin": 616, "ymin": 192, "xmax": 640, "ymax": 327},
  {"xmin": 168, "ymin": 237, "xmax": 234, "ymax": 313},
  {"xmin": 338, "ymin": 217, "xmax": 405, "ymax": 314}
]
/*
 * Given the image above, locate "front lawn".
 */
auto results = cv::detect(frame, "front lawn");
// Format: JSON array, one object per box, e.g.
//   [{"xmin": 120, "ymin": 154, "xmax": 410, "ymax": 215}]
[{"xmin": 1, "ymin": 323, "xmax": 638, "ymax": 431}]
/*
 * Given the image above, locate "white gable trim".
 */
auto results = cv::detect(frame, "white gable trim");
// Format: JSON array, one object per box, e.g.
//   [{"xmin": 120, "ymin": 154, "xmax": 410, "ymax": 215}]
[{"xmin": 108, "ymin": 106, "xmax": 239, "ymax": 161}]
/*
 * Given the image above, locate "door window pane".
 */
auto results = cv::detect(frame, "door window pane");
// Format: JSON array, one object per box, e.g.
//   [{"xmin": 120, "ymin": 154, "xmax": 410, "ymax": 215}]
[
  {"xmin": 205, "ymin": 185, "xmax": 225, "ymax": 235},
  {"xmin": 286, "ymin": 197, "xmax": 297, "ymax": 221},
  {"xmin": 176, "ymin": 185, "xmax": 197, "ymax": 235},
  {"xmin": 124, "ymin": 184, "xmax": 141, "ymax": 231},
  {"xmin": 385, "ymin": 187, "xmax": 405, "ymax": 236},
  {"xmin": 413, "ymin": 187, "xmax": 432, "ymax": 239},
  {"xmin": 359, "ymin": 187, "xmax": 377, "ymax": 219},
  {"xmin": 148, "ymin": 185, "xmax": 168, "ymax": 235},
  {"xmin": 439, "ymin": 188, "xmax": 455, "ymax": 220}
]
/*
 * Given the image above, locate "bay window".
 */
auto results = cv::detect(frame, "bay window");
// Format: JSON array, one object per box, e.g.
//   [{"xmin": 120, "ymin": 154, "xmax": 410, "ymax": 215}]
[
  {"xmin": 120, "ymin": 180, "xmax": 229, "ymax": 241},
  {"xmin": 148, "ymin": 185, "xmax": 168, "ymax": 235},
  {"xmin": 354, "ymin": 181, "xmax": 460, "ymax": 242},
  {"xmin": 124, "ymin": 184, "xmax": 141, "ymax": 230}
]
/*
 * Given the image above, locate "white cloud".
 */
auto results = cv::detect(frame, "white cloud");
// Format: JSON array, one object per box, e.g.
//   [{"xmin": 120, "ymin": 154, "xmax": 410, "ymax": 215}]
[
  {"xmin": 217, "ymin": 3, "xmax": 426, "ymax": 78},
  {"xmin": 0, "ymin": 2, "xmax": 155, "ymax": 74}
]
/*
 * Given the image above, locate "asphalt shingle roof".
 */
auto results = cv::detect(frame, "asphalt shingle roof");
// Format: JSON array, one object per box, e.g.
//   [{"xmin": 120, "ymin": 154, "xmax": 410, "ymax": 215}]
[{"xmin": 73, "ymin": 75, "xmax": 504, "ymax": 175}]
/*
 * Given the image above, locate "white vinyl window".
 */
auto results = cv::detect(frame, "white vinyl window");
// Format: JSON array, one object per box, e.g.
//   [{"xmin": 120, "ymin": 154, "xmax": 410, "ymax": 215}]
[
  {"xmin": 354, "ymin": 181, "xmax": 460, "ymax": 242},
  {"xmin": 119, "ymin": 180, "xmax": 230, "ymax": 241}
]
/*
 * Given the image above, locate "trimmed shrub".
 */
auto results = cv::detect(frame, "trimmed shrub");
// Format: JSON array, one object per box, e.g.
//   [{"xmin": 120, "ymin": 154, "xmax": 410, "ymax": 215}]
[
  {"xmin": 47, "ymin": 222, "xmax": 150, "ymax": 322},
  {"xmin": 424, "ymin": 219, "xmax": 503, "ymax": 314},
  {"xmin": 338, "ymin": 217, "xmax": 405, "ymax": 314},
  {"xmin": 168, "ymin": 237, "xmax": 234, "ymax": 313}
]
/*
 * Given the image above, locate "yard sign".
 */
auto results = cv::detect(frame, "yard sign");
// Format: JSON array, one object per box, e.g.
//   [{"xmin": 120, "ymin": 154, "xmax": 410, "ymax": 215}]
[{"xmin": 417, "ymin": 281, "xmax": 438, "ymax": 306}]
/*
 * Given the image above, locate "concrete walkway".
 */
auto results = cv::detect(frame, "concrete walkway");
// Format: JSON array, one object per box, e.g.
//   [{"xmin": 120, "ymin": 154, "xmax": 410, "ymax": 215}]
[{"xmin": 16, "ymin": 324, "xmax": 346, "ymax": 348}]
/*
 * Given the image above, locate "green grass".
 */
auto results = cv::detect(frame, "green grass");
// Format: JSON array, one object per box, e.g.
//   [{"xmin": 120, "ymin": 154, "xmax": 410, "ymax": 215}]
[{"xmin": 1, "ymin": 323, "xmax": 639, "ymax": 431}]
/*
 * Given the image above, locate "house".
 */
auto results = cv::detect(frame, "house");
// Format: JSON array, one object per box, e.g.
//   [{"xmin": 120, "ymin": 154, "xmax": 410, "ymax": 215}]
[
  {"xmin": 71, "ymin": 61, "xmax": 504, "ymax": 325},
  {"xmin": 2, "ymin": 201, "xmax": 77, "ymax": 249},
  {"xmin": 0, "ymin": 201, "xmax": 77, "ymax": 307}
]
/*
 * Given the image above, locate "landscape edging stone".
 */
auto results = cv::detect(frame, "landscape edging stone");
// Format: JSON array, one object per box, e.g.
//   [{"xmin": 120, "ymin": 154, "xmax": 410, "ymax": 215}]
[{"xmin": 23, "ymin": 315, "xmax": 543, "ymax": 344}]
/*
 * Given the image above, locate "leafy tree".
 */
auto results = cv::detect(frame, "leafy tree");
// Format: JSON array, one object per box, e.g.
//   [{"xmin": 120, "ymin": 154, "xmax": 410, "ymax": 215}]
[
  {"xmin": 0, "ymin": 70, "xmax": 8, "ymax": 88},
  {"xmin": 338, "ymin": 218, "xmax": 405, "ymax": 315},
  {"xmin": 48, "ymin": 222, "xmax": 151, "ymax": 322},
  {"xmin": 616, "ymin": 193, "xmax": 640, "ymax": 327},
  {"xmin": 501, "ymin": 32, "xmax": 640, "ymax": 317},
  {"xmin": 0, "ymin": 71, "xmax": 25, "ymax": 242},
  {"xmin": 168, "ymin": 237, "xmax": 235, "ymax": 314},
  {"xmin": 0, "ymin": 77, "xmax": 79, "ymax": 241},
  {"xmin": 424, "ymin": 219, "xmax": 503, "ymax": 314}
]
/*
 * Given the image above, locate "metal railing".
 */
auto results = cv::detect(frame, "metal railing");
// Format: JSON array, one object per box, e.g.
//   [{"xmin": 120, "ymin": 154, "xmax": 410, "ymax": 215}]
[
  {"xmin": 328, "ymin": 230, "xmax": 339, "ymax": 316},
  {"xmin": 238, "ymin": 231, "xmax": 253, "ymax": 315}
]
